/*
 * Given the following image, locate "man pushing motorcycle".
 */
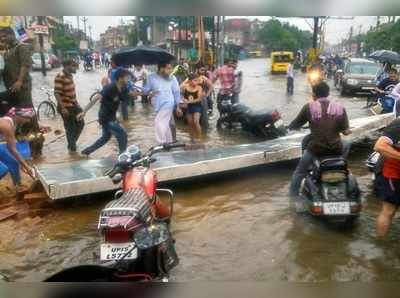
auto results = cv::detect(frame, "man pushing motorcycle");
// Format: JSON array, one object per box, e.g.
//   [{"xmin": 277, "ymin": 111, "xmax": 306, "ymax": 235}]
[{"xmin": 288, "ymin": 81, "xmax": 352, "ymax": 198}]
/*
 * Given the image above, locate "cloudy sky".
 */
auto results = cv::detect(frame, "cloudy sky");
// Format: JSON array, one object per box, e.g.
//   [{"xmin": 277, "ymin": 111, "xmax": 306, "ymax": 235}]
[{"xmin": 64, "ymin": 16, "xmax": 379, "ymax": 44}]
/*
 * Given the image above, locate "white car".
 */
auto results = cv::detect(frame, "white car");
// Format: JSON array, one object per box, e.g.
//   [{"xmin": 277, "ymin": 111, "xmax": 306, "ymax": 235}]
[{"xmin": 32, "ymin": 53, "xmax": 51, "ymax": 71}]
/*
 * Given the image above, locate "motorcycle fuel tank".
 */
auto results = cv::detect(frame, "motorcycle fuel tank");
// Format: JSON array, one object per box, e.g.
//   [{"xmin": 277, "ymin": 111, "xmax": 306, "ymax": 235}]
[{"xmin": 123, "ymin": 167, "xmax": 157, "ymax": 197}]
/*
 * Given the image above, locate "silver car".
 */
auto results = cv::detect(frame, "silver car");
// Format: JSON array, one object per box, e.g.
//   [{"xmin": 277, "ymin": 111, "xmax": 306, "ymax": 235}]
[{"xmin": 32, "ymin": 53, "xmax": 51, "ymax": 71}]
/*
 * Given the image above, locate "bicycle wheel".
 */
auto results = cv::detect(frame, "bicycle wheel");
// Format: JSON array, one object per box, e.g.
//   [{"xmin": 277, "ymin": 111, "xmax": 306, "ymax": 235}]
[
  {"xmin": 90, "ymin": 91, "xmax": 101, "ymax": 102},
  {"xmin": 37, "ymin": 101, "xmax": 57, "ymax": 121}
]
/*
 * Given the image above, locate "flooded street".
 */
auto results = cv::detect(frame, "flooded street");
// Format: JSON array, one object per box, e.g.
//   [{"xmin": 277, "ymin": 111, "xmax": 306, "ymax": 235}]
[{"xmin": 2, "ymin": 58, "xmax": 400, "ymax": 281}]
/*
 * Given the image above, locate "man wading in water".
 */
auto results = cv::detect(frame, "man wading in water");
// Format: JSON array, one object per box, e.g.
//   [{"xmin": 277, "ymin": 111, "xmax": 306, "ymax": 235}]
[{"xmin": 78, "ymin": 68, "xmax": 140, "ymax": 156}]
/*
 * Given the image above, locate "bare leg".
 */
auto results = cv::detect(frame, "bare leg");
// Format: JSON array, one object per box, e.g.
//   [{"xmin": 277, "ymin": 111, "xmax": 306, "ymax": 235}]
[
  {"xmin": 193, "ymin": 112, "xmax": 202, "ymax": 140},
  {"xmin": 186, "ymin": 113, "xmax": 195, "ymax": 141},
  {"xmin": 376, "ymin": 201, "xmax": 398, "ymax": 238}
]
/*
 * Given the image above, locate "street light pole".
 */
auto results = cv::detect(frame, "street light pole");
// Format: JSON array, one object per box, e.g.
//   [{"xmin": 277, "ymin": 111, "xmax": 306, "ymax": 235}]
[{"xmin": 82, "ymin": 17, "xmax": 88, "ymax": 40}]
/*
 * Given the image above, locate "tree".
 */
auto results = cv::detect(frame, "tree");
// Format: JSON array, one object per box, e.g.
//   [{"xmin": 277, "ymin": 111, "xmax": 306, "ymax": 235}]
[
  {"xmin": 361, "ymin": 19, "xmax": 400, "ymax": 53},
  {"xmin": 52, "ymin": 25, "xmax": 78, "ymax": 53},
  {"xmin": 257, "ymin": 18, "xmax": 312, "ymax": 52}
]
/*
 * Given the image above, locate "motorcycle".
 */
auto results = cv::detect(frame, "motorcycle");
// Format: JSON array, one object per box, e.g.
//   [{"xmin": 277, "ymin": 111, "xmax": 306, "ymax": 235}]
[
  {"xmin": 216, "ymin": 93, "xmax": 287, "ymax": 139},
  {"xmin": 368, "ymin": 90, "xmax": 396, "ymax": 115},
  {"xmin": 45, "ymin": 142, "xmax": 185, "ymax": 282},
  {"xmin": 84, "ymin": 60, "xmax": 94, "ymax": 71},
  {"xmin": 334, "ymin": 68, "xmax": 343, "ymax": 88},
  {"xmin": 299, "ymin": 152, "xmax": 362, "ymax": 225}
]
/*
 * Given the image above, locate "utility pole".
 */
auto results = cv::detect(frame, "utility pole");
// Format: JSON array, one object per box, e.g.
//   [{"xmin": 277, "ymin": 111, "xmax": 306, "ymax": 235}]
[
  {"xmin": 152, "ymin": 16, "xmax": 156, "ymax": 45},
  {"xmin": 211, "ymin": 16, "xmax": 216, "ymax": 65},
  {"xmin": 37, "ymin": 16, "xmax": 47, "ymax": 76},
  {"xmin": 376, "ymin": 16, "xmax": 381, "ymax": 28},
  {"xmin": 220, "ymin": 16, "xmax": 225, "ymax": 66},
  {"xmin": 76, "ymin": 16, "xmax": 80, "ymax": 31},
  {"xmin": 192, "ymin": 16, "xmax": 196, "ymax": 49},
  {"xmin": 136, "ymin": 16, "xmax": 141, "ymax": 45},
  {"xmin": 82, "ymin": 17, "xmax": 88, "ymax": 40},
  {"xmin": 312, "ymin": 17, "xmax": 319, "ymax": 50},
  {"xmin": 216, "ymin": 16, "xmax": 220, "ymax": 65},
  {"xmin": 178, "ymin": 17, "xmax": 182, "ymax": 60},
  {"xmin": 89, "ymin": 25, "xmax": 92, "ymax": 48}
]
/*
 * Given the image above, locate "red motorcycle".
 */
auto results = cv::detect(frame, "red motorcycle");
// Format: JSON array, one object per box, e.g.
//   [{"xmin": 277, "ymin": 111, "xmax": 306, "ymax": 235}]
[{"xmin": 45, "ymin": 142, "xmax": 186, "ymax": 282}]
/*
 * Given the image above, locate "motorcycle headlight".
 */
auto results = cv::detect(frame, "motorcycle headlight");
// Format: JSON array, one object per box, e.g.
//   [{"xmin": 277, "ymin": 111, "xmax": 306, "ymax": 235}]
[
  {"xmin": 309, "ymin": 71, "xmax": 320, "ymax": 81},
  {"xmin": 347, "ymin": 79, "xmax": 359, "ymax": 85},
  {"xmin": 118, "ymin": 152, "xmax": 131, "ymax": 163},
  {"xmin": 126, "ymin": 145, "xmax": 141, "ymax": 161}
]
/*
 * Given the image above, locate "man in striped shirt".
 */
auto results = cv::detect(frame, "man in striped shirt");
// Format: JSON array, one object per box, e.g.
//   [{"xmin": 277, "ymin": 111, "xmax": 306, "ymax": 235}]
[{"xmin": 54, "ymin": 59, "xmax": 84, "ymax": 153}]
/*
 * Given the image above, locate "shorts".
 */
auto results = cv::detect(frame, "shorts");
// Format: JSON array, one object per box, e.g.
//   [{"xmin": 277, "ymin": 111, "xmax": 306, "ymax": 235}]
[
  {"xmin": 187, "ymin": 103, "xmax": 202, "ymax": 114},
  {"xmin": 381, "ymin": 176, "xmax": 400, "ymax": 206}
]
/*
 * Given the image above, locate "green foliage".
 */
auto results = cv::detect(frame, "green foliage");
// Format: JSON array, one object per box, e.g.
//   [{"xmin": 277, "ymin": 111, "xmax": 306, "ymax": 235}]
[
  {"xmin": 257, "ymin": 18, "xmax": 312, "ymax": 52},
  {"xmin": 53, "ymin": 26, "xmax": 78, "ymax": 52},
  {"xmin": 362, "ymin": 19, "xmax": 400, "ymax": 53}
]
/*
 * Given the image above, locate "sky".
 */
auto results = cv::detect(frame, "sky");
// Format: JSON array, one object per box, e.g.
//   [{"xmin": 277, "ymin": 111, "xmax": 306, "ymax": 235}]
[{"xmin": 63, "ymin": 16, "xmax": 380, "ymax": 45}]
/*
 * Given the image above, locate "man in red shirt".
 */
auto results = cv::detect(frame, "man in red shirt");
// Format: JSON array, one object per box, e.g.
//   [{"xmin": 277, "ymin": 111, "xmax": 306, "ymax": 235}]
[
  {"xmin": 374, "ymin": 118, "xmax": 400, "ymax": 237},
  {"xmin": 213, "ymin": 59, "xmax": 235, "ymax": 102}
]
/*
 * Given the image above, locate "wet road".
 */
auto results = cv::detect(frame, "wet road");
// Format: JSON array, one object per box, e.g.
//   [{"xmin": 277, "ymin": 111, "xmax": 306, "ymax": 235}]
[{"xmin": 2, "ymin": 58, "xmax": 400, "ymax": 281}]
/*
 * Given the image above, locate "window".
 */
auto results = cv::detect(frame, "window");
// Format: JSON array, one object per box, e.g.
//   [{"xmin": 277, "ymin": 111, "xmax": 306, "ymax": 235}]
[{"xmin": 347, "ymin": 63, "xmax": 379, "ymax": 75}]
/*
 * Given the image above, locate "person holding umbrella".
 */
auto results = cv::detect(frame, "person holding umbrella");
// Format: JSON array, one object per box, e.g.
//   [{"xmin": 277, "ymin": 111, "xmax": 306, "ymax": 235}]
[{"xmin": 111, "ymin": 45, "xmax": 182, "ymax": 144}]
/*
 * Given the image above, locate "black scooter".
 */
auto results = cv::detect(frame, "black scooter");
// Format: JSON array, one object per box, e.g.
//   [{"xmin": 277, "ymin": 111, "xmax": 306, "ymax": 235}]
[
  {"xmin": 216, "ymin": 94, "xmax": 287, "ymax": 139},
  {"xmin": 299, "ymin": 138, "xmax": 361, "ymax": 225}
]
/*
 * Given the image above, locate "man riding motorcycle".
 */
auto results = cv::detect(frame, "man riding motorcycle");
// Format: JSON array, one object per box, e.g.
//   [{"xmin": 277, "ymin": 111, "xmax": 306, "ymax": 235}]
[
  {"xmin": 213, "ymin": 59, "xmax": 236, "ymax": 104},
  {"xmin": 374, "ymin": 68, "xmax": 399, "ymax": 113},
  {"xmin": 288, "ymin": 81, "xmax": 352, "ymax": 198}
]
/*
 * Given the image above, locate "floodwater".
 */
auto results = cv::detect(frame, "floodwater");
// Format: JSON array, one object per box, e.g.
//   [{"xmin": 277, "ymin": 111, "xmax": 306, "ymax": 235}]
[{"xmin": 2, "ymin": 58, "xmax": 400, "ymax": 282}]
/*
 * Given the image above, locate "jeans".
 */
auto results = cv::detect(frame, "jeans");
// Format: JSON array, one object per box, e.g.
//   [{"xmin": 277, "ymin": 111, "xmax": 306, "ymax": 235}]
[
  {"xmin": 231, "ymin": 92, "xmax": 240, "ymax": 104},
  {"xmin": 0, "ymin": 145, "xmax": 20, "ymax": 185},
  {"xmin": 289, "ymin": 139, "xmax": 351, "ymax": 197},
  {"xmin": 82, "ymin": 121, "xmax": 127, "ymax": 155},
  {"xmin": 287, "ymin": 77, "xmax": 294, "ymax": 95},
  {"xmin": 60, "ymin": 105, "xmax": 85, "ymax": 152},
  {"xmin": 120, "ymin": 94, "xmax": 130, "ymax": 121}
]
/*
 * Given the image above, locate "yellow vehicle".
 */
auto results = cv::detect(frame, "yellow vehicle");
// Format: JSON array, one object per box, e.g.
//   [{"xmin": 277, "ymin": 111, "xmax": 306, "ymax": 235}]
[{"xmin": 270, "ymin": 51, "xmax": 294, "ymax": 74}]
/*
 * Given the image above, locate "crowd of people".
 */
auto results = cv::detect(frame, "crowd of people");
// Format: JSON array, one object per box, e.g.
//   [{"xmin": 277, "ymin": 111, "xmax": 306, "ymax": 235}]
[
  {"xmin": 2, "ymin": 23, "xmax": 400, "ymax": 239},
  {"xmin": 55, "ymin": 56, "xmax": 243, "ymax": 158}
]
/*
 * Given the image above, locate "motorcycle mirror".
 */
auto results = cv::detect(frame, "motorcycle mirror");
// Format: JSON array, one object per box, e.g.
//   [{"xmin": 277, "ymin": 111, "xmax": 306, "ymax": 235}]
[{"xmin": 111, "ymin": 174, "xmax": 123, "ymax": 185}]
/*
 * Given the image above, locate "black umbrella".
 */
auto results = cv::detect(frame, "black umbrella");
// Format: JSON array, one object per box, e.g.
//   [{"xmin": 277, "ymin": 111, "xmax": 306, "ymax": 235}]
[
  {"xmin": 369, "ymin": 50, "xmax": 400, "ymax": 65},
  {"xmin": 112, "ymin": 45, "xmax": 175, "ymax": 66}
]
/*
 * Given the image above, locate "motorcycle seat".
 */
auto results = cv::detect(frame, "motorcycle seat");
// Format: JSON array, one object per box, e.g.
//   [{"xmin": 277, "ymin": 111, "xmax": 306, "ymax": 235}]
[
  {"xmin": 246, "ymin": 109, "xmax": 274, "ymax": 124},
  {"xmin": 318, "ymin": 156, "xmax": 347, "ymax": 171},
  {"xmin": 102, "ymin": 188, "xmax": 151, "ymax": 222}
]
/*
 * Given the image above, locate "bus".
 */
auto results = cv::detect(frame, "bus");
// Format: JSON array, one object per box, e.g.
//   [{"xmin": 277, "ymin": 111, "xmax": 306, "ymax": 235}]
[{"xmin": 270, "ymin": 51, "xmax": 294, "ymax": 74}]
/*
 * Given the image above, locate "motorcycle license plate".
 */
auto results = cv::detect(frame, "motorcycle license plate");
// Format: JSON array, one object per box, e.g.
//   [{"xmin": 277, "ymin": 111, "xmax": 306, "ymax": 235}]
[
  {"xmin": 100, "ymin": 242, "xmax": 138, "ymax": 261},
  {"xmin": 323, "ymin": 202, "xmax": 350, "ymax": 215}
]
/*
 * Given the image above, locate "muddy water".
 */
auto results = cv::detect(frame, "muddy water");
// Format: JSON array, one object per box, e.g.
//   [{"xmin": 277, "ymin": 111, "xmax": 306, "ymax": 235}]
[{"xmin": 2, "ymin": 59, "xmax": 400, "ymax": 281}]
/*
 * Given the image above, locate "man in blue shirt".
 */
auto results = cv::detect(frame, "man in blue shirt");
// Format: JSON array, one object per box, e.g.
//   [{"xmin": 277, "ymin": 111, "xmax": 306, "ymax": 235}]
[
  {"xmin": 143, "ymin": 62, "xmax": 183, "ymax": 144},
  {"xmin": 77, "ymin": 68, "xmax": 140, "ymax": 156}
]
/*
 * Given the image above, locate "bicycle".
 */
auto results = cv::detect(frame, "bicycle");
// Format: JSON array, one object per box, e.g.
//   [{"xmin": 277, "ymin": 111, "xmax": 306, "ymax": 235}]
[{"xmin": 37, "ymin": 87, "xmax": 57, "ymax": 121}]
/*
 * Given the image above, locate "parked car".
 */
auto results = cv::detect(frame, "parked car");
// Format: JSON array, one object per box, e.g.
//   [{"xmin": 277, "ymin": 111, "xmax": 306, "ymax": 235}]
[
  {"xmin": 48, "ymin": 54, "xmax": 61, "ymax": 68},
  {"xmin": 337, "ymin": 58, "xmax": 379, "ymax": 96},
  {"xmin": 32, "ymin": 53, "xmax": 51, "ymax": 71}
]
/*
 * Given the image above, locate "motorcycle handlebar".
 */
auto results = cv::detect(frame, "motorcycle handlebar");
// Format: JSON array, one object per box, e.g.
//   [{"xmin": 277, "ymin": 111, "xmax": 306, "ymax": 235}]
[{"xmin": 163, "ymin": 142, "xmax": 186, "ymax": 151}]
